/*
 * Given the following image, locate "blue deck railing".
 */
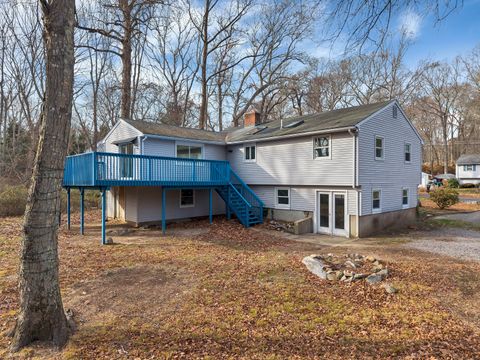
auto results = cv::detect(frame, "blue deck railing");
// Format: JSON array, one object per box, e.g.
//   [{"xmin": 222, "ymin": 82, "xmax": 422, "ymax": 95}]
[{"xmin": 63, "ymin": 152, "xmax": 230, "ymax": 187}]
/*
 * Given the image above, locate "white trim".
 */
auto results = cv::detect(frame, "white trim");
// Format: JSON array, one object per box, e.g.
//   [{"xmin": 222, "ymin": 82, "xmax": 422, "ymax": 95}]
[
  {"xmin": 312, "ymin": 134, "xmax": 332, "ymax": 160},
  {"xmin": 314, "ymin": 189, "xmax": 350, "ymax": 238},
  {"xmin": 244, "ymin": 143, "xmax": 257, "ymax": 162},
  {"xmin": 402, "ymin": 187, "xmax": 409, "ymax": 209},
  {"xmin": 179, "ymin": 189, "xmax": 195, "ymax": 208},
  {"xmin": 275, "ymin": 187, "xmax": 291, "ymax": 210},
  {"xmin": 374, "ymin": 135, "xmax": 385, "ymax": 161},
  {"xmin": 372, "ymin": 188, "xmax": 381, "ymax": 213},
  {"xmin": 175, "ymin": 141, "xmax": 205, "ymax": 159}
]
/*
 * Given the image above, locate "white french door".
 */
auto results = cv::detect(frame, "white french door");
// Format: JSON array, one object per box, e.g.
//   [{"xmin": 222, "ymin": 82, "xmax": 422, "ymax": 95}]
[{"xmin": 317, "ymin": 191, "xmax": 348, "ymax": 237}]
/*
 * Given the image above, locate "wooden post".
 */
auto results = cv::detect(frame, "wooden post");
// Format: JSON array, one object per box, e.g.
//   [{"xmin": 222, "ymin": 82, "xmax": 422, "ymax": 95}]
[
  {"xmin": 162, "ymin": 187, "xmax": 166, "ymax": 235},
  {"xmin": 209, "ymin": 188, "xmax": 213, "ymax": 224},
  {"xmin": 80, "ymin": 188, "xmax": 84, "ymax": 235},
  {"xmin": 101, "ymin": 188, "xmax": 106, "ymax": 245},
  {"xmin": 67, "ymin": 188, "xmax": 71, "ymax": 230}
]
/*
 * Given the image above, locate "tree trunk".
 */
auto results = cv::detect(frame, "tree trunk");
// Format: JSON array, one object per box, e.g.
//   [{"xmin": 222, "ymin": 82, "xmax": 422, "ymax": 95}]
[
  {"xmin": 11, "ymin": 0, "xmax": 75, "ymax": 351},
  {"xmin": 120, "ymin": 0, "xmax": 132, "ymax": 119},
  {"xmin": 442, "ymin": 114, "xmax": 449, "ymax": 174},
  {"xmin": 198, "ymin": 0, "xmax": 209, "ymax": 130}
]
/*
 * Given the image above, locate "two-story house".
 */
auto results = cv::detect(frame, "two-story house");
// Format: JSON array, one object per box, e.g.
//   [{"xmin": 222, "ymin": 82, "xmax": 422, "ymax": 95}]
[
  {"xmin": 456, "ymin": 154, "xmax": 480, "ymax": 185},
  {"xmin": 63, "ymin": 100, "xmax": 422, "ymax": 243}
]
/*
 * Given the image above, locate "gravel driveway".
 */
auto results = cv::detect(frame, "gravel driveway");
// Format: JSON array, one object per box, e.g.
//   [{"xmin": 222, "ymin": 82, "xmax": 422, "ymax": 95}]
[{"xmin": 406, "ymin": 227, "xmax": 480, "ymax": 261}]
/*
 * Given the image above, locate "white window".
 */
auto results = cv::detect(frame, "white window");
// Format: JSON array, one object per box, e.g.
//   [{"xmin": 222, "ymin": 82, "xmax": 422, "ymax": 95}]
[
  {"xmin": 404, "ymin": 143, "xmax": 411, "ymax": 163},
  {"xmin": 244, "ymin": 144, "xmax": 256, "ymax": 162},
  {"xmin": 464, "ymin": 165, "xmax": 476, "ymax": 171},
  {"xmin": 176, "ymin": 144, "xmax": 203, "ymax": 159},
  {"xmin": 275, "ymin": 187, "xmax": 290, "ymax": 209},
  {"xmin": 313, "ymin": 136, "xmax": 330, "ymax": 159},
  {"xmin": 393, "ymin": 105, "xmax": 398, "ymax": 118},
  {"xmin": 372, "ymin": 189, "xmax": 381, "ymax": 212},
  {"xmin": 402, "ymin": 188, "xmax": 409, "ymax": 208},
  {"xmin": 180, "ymin": 189, "xmax": 195, "ymax": 208},
  {"xmin": 375, "ymin": 136, "xmax": 384, "ymax": 160}
]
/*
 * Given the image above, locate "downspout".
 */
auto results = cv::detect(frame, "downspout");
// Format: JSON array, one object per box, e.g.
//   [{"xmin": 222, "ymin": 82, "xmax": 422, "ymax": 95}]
[
  {"xmin": 348, "ymin": 127, "xmax": 358, "ymax": 188},
  {"xmin": 348, "ymin": 127, "xmax": 360, "ymax": 237}
]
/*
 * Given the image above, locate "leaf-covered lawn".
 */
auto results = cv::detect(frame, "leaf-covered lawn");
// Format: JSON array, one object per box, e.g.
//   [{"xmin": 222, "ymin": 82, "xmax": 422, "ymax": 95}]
[{"xmin": 1, "ymin": 211, "xmax": 480, "ymax": 358}]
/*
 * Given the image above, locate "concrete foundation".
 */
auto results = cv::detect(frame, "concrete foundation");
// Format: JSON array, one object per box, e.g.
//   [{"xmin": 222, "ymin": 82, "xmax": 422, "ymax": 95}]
[
  {"xmin": 358, "ymin": 207, "xmax": 417, "ymax": 237},
  {"xmin": 267, "ymin": 208, "xmax": 313, "ymax": 222},
  {"xmin": 293, "ymin": 217, "xmax": 313, "ymax": 235}
]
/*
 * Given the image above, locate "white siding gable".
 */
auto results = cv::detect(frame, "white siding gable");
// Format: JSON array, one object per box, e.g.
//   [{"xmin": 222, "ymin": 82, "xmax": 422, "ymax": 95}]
[
  {"xmin": 357, "ymin": 103, "xmax": 422, "ymax": 215},
  {"xmin": 102, "ymin": 120, "xmax": 143, "ymax": 154}
]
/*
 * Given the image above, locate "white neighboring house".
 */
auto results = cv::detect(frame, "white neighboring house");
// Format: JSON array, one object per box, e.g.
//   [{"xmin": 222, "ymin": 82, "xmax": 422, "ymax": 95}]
[
  {"xmin": 456, "ymin": 154, "xmax": 480, "ymax": 185},
  {"xmin": 95, "ymin": 100, "xmax": 422, "ymax": 237}
]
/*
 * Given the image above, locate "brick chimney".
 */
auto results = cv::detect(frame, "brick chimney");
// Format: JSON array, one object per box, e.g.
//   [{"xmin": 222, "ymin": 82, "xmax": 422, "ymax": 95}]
[{"xmin": 244, "ymin": 109, "xmax": 261, "ymax": 127}]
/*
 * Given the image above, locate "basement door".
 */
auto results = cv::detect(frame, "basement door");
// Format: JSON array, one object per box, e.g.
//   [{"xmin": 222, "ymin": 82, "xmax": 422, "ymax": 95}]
[{"xmin": 317, "ymin": 192, "xmax": 347, "ymax": 237}]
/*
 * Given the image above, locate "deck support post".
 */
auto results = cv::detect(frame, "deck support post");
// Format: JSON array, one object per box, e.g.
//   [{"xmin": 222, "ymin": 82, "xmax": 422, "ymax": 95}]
[
  {"xmin": 162, "ymin": 187, "xmax": 166, "ymax": 235},
  {"xmin": 226, "ymin": 186, "xmax": 231, "ymax": 220},
  {"xmin": 209, "ymin": 188, "xmax": 213, "ymax": 224},
  {"xmin": 101, "ymin": 188, "xmax": 106, "ymax": 245},
  {"xmin": 80, "ymin": 188, "xmax": 85, "ymax": 235},
  {"xmin": 67, "ymin": 188, "xmax": 71, "ymax": 230}
]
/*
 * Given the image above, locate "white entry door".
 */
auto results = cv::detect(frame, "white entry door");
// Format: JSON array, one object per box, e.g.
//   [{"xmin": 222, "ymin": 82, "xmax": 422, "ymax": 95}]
[{"xmin": 317, "ymin": 191, "xmax": 347, "ymax": 236}]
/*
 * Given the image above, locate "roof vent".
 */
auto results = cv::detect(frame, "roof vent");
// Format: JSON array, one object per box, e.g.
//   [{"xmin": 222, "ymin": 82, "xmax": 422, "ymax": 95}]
[{"xmin": 283, "ymin": 120, "xmax": 304, "ymax": 129}]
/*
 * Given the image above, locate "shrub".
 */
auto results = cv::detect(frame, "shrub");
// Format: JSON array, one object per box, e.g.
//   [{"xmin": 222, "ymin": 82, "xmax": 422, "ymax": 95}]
[
  {"xmin": 0, "ymin": 185, "xmax": 28, "ymax": 217},
  {"xmin": 447, "ymin": 178, "xmax": 460, "ymax": 188},
  {"xmin": 460, "ymin": 183, "xmax": 476, "ymax": 189},
  {"xmin": 429, "ymin": 188, "xmax": 459, "ymax": 209}
]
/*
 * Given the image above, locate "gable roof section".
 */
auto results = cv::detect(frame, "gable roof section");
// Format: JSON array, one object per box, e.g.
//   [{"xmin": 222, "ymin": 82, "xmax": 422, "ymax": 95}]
[
  {"xmin": 120, "ymin": 101, "xmax": 394, "ymax": 145},
  {"xmin": 224, "ymin": 101, "xmax": 392, "ymax": 143},
  {"xmin": 123, "ymin": 119, "xmax": 226, "ymax": 143},
  {"xmin": 457, "ymin": 154, "xmax": 480, "ymax": 165}
]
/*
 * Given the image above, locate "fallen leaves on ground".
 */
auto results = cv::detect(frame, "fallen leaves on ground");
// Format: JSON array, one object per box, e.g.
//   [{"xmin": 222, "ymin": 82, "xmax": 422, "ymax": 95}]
[{"xmin": 1, "ymin": 211, "xmax": 480, "ymax": 359}]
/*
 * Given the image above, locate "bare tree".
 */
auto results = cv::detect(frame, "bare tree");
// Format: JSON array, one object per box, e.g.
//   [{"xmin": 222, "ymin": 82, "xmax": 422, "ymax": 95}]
[
  {"xmin": 11, "ymin": 0, "xmax": 75, "ymax": 350},
  {"xmin": 77, "ymin": 0, "xmax": 163, "ymax": 119}
]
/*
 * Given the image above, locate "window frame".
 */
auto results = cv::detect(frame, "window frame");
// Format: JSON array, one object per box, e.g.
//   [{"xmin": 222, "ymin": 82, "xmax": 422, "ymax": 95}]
[
  {"xmin": 179, "ymin": 189, "xmax": 195, "ymax": 208},
  {"xmin": 402, "ymin": 188, "xmax": 409, "ymax": 208},
  {"xmin": 404, "ymin": 142, "xmax": 411, "ymax": 163},
  {"xmin": 244, "ymin": 143, "xmax": 257, "ymax": 162},
  {"xmin": 313, "ymin": 135, "xmax": 332, "ymax": 160},
  {"xmin": 372, "ymin": 189, "xmax": 381, "ymax": 213},
  {"xmin": 464, "ymin": 164, "xmax": 476, "ymax": 171},
  {"xmin": 175, "ymin": 141, "xmax": 204, "ymax": 159},
  {"xmin": 275, "ymin": 187, "xmax": 291, "ymax": 210},
  {"xmin": 375, "ymin": 135, "xmax": 384, "ymax": 161}
]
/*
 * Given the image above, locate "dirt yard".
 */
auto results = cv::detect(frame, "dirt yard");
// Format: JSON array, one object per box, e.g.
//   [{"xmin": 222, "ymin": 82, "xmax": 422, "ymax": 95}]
[{"xmin": 1, "ymin": 210, "xmax": 480, "ymax": 359}]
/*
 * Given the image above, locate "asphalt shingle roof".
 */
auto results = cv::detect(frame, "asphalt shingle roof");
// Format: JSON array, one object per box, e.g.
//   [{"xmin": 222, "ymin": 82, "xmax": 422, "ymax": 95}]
[
  {"xmin": 457, "ymin": 154, "xmax": 480, "ymax": 165},
  {"xmin": 124, "ymin": 101, "xmax": 392, "ymax": 144}
]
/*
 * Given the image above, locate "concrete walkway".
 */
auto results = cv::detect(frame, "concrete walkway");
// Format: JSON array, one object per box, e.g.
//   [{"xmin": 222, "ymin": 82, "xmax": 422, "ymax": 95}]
[{"xmin": 435, "ymin": 211, "xmax": 480, "ymax": 224}]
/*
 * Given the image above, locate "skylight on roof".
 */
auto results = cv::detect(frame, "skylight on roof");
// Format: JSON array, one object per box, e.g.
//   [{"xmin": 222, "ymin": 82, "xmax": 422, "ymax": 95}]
[
  {"xmin": 246, "ymin": 125, "xmax": 267, "ymax": 135},
  {"xmin": 283, "ymin": 120, "xmax": 304, "ymax": 128}
]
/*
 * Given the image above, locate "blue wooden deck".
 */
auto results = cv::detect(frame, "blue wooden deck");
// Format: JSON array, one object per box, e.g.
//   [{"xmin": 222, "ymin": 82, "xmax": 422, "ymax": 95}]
[
  {"xmin": 62, "ymin": 151, "xmax": 264, "ymax": 244},
  {"xmin": 63, "ymin": 152, "xmax": 230, "ymax": 188}
]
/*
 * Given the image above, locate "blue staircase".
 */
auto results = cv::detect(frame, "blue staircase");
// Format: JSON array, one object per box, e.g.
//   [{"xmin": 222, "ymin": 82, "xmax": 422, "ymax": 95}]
[{"xmin": 216, "ymin": 170, "xmax": 264, "ymax": 227}]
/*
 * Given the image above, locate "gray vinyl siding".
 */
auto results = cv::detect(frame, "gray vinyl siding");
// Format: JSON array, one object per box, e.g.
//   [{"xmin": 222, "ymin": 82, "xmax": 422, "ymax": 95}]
[
  {"xmin": 143, "ymin": 138, "xmax": 175, "ymax": 157},
  {"xmin": 227, "ymin": 132, "xmax": 355, "ymax": 186},
  {"xmin": 133, "ymin": 187, "xmax": 225, "ymax": 223},
  {"xmin": 143, "ymin": 137, "xmax": 226, "ymax": 161},
  {"xmin": 357, "ymin": 104, "xmax": 422, "ymax": 215},
  {"xmin": 249, "ymin": 185, "xmax": 358, "ymax": 215},
  {"xmin": 104, "ymin": 121, "xmax": 142, "ymax": 154}
]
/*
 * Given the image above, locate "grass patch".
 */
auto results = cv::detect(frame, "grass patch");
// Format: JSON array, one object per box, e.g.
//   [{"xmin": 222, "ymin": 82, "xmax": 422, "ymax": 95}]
[{"xmin": 427, "ymin": 218, "xmax": 480, "ymax": 231}]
